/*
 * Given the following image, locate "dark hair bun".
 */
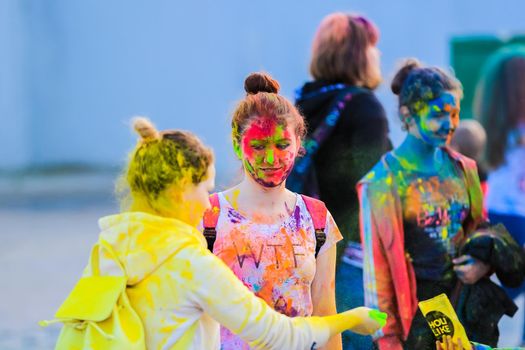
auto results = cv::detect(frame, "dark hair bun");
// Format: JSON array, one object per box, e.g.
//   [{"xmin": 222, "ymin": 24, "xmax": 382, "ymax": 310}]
[
  {"xmin": 244, "ymin": 72, "xmax": 280, "ymax": 95},
  {"xmin": 391, "ymin": 58, "xmax": 421, "ymax": 95}
]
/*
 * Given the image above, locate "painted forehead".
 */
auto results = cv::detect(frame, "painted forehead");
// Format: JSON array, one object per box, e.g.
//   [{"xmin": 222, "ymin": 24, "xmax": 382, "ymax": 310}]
[{"xmin": 242, "ymin": 117, "xmax": 292, "ymax": 139}]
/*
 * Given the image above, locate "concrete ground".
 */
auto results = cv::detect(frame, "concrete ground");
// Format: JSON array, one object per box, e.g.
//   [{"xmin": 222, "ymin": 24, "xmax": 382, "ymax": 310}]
[
  {"xmin": 0, "ymin": 175, "xmax": 523, "ymax": 349},
  {"xmin": 0, "ymin": 197, "xmax": 115, "ymax": 350}
]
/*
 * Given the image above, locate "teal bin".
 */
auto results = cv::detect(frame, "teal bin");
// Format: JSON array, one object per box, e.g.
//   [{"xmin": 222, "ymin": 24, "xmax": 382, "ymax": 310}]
[
  {"xmin": 451, "ymin": 34, "xmax": 525, "ymax": 120},
  {"xmin": 450, "ymin": 35, "xmax": 503, "ymax": 120}
]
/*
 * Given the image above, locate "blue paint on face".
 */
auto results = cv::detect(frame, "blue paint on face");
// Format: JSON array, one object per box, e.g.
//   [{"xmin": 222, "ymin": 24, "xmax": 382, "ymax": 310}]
[{"xmin": 415, "ymin": 92, "xmax": 459, "ymax": 147}]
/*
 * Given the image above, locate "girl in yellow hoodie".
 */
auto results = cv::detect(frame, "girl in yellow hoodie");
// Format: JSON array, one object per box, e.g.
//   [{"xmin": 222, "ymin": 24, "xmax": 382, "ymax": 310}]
[{"xmin": 78, "ymin": 117, "xmax": 385, "ymax": 349}]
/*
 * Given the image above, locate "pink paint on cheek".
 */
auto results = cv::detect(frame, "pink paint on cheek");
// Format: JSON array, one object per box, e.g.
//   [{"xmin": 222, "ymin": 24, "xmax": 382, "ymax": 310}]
[
  {"xmin": 274, "ymin": 148, "xmax": 295, "ymax": 172},
  {"xmin": 240, "ymin": 118, "xmax": 278, "ymax": 161}
]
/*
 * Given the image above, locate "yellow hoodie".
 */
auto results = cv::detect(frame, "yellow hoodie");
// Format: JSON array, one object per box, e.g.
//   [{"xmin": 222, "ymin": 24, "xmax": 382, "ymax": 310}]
[{"xmin": 92, "ymin": 212, "xmax": 330, "ymax": 349}]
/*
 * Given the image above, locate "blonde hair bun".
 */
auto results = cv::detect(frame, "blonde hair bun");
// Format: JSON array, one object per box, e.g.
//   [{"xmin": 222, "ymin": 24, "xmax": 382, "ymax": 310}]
[{"xmin": 132, "ymin": 116, "xmax": 160, "ymax": 141}]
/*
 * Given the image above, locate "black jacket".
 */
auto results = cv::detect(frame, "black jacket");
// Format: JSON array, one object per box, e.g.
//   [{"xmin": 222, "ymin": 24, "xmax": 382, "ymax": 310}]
[
  {"xmin": 295, "ymin": 80, "xmax": 391, "ymax": 246},
  {"xmin": 457, "ymin": 224, "xmax": 525, "ymax": 347}
]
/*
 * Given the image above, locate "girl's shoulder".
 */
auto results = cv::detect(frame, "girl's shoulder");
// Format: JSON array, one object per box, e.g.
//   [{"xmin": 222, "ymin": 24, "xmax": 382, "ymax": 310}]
[
  {"xmin": 359, "ymin": 152, "xmax": 395, "ymax": 185},
  {"xmin": 295, "ymin": 194, "xmax": 327, "ymax": 224},
  {"xmin": 443, "ymin": 146, "xmax": 478, "ymax": 171},
  {"xmin": 212, "ymin": 190, "xmax": 238, "ymax": 212}
]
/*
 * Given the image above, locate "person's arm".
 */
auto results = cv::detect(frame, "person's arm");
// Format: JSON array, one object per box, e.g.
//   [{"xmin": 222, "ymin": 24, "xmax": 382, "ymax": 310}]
[
  {"xmin": 452, "ymin": 255, "xmax": 490, "ymax": 284},
  {"xmin": 312, "ymin": 244, "xmax": 341, "ymax": 350},
  {"xmin": 189, "ymin": 243, "xmax": 383, "ymax": 349},
  {"xmin": 188, "ymin": 244, "xmax": 330, "ymax": 349},
  {"xmin": 312, "ymin": 212, "xmax": 343, "ymax": 350},
  {"xmin": 454, "ymin": 223, "xmax": 525, "ymax": 287},
  {"xmin": 358, "ymin": 182, "xmax": 404, "ymax": 350}
]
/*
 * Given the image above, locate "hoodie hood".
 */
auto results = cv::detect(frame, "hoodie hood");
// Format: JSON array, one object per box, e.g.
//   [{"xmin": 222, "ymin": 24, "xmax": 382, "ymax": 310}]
[
  {"xmin": 96, "ymin": 212, "xmax": 205, "ymax": 285},
  {"xmin": 296, "ymin": 81, "xmax": 368, "ymax": 128}
]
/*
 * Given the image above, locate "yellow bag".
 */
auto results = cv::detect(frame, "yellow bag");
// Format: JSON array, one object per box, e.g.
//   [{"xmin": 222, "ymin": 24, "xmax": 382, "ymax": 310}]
[
  {"xmin": 41, "ymin": 240, "xmax": 145, "ymax": 350},
  {"xmin": 418, "ymin": 293, "xmax": 470, "ymax": 346}
]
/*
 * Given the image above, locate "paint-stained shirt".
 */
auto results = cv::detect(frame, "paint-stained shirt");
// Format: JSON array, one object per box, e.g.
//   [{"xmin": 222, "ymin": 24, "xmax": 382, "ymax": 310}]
[
  {"xmin": 388, "ymin": 153, "xmax": 470, "ymax": 282},
  {"xmin": 358, "ymin": 148, "xmax": 484, "ymax": 349},
  {"xmin": 212, "ymin": 193, "xmax": 342, "ymax": 350}
]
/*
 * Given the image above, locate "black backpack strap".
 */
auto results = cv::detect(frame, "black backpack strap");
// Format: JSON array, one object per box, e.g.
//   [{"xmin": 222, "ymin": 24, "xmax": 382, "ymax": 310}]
[
  {"xmin": 202, "ymin": 193, "xmax": 220, "ymax": 251},
  {"xmin": 315, "ymin": 230, "xmax": 327, "ymax": 258}
]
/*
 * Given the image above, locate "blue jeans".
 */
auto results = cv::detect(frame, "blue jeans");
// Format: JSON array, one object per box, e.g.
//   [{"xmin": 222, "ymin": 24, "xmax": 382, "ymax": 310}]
[
  {"xmin": 336, "ymin": 262, "xmax": 375, "ymax": 350},
  {"xmin": 489, "ymin": 212, "xmax": 525, "ymax": 343}
]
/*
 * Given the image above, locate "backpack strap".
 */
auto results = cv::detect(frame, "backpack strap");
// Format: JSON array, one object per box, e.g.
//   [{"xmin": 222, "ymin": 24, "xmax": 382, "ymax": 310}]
[
  {"xmin": 203, "ymin": 193, "xmax": 220, "ymax": 251},
  {"xmin": 92, "ymin": 240, "xmax": 126, "ymax": 277},
  {"xmin": 203, "ymin": 193, "xmax": 328, "ymax": 257},
  {"xmin": 301, "ymin": 194, "xmax": 327, "ymax": 257}
]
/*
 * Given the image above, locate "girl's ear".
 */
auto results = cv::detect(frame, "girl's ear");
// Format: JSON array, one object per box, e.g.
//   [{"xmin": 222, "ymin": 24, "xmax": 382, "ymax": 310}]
[
  {"xmin": 400, "ymin": 105, "xmax": 414, "ymax": 127},
  {"xmin": 233, "ymin": 139, "xmax": 242, "ymax": 159},
  {"xmin": 400, "ymin": 105, "xmax": 411, "ymax": 118}
]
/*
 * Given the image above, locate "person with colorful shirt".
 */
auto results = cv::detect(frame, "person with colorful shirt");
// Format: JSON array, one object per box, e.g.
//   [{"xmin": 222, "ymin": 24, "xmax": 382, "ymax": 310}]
[
  {"xmin": 65, "ymin": 117, "xmax": 385, "ymax": 350},
  {"xmin": 359, "ymin": 60, "xmax": 493, "ymax": 349},
  {"xmin": 203, "ymin": 72, "xmax": 344, "ymax": 350}
]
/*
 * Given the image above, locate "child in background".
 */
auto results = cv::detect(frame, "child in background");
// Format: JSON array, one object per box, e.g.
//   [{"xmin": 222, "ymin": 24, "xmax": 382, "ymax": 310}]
[{"xmin": 449, "ymin": 119, "xmax": 489, "ymax": 205}]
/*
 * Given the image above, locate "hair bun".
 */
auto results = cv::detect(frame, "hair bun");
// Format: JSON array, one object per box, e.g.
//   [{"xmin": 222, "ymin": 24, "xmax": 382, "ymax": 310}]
[
  {"xmin": 132, "ymin": 116, "xmax": 160, "ymax": 141},
  {"xmin": 244, "ymin": 72, "xmax": 280, "ymax": 95},
  {"xmin": 391, "ymin": 58, "xmax": 421, "ymax": 95}
]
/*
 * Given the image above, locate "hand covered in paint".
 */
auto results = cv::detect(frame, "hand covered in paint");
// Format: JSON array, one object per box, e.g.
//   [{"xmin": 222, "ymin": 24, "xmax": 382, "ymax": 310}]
[
  {"xmin": 344, "ymin": 307, "xmax": 387, "ymax": 335},
  {"xmin": 436, "ymin": 335, "xmax": 473, "ymax": 350},
  {"xmin": 453, "ymin": 254, "xmax": 490, "ymax": 285}
]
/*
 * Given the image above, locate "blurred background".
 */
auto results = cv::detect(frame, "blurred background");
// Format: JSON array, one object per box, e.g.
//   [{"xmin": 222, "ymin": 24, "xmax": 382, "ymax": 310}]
[{"xmin": 0, "ymin": 0, "xmax": 524, "ymax": 348}]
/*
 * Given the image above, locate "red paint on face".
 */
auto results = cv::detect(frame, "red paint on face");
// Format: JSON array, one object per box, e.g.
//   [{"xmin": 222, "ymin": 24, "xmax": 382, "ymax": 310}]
[{"xmin": 240, "ymin": 117, "xmax": 298, "ymax": 187}]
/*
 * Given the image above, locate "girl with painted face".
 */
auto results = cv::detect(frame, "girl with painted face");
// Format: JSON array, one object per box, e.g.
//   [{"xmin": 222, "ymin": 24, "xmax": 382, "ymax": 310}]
[
  {"xmin": 59, "ymin": 117, "xmax": 385, "ymax": 350},
  {"xmin": 203, "ymin": 72, "xmax": 346, "ymax": 350},
  {"xmin": 359, "ymin": 60, "xmax": 492, "ymax": 350}
]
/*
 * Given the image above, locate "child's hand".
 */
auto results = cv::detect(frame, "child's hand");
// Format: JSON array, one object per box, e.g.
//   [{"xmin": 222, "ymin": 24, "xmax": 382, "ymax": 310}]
[
  {"xmin": 453, "ymin": 254, "xmax": 490, "ymax": 284},
  {"xmin": 345, "ymin": 307, "xmax": 387, "ymax": 335},
  {"xmin": 436, "ymin": 335, "xmax": 473, "ymax": 350}
]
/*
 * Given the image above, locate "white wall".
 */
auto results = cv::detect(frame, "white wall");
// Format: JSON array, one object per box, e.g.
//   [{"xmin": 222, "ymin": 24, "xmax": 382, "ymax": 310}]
[
  {"xmin": 0, "ymin": 1, "xmax": 31, "ymax": 168},
  {"xmin": 1, "ymin": 0, "xmax": 524, "ymax": 186}
]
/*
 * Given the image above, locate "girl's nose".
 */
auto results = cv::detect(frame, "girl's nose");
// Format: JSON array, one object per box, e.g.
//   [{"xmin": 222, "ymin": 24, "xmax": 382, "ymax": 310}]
[{"xmin": 265, "ymin": 148, "xmax": 275, "ymax": 165}]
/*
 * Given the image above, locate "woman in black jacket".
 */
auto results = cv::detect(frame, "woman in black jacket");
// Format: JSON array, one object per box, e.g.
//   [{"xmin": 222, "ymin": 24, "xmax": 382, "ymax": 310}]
[{"xmin": 294, "ymin": 13, "xmax": 392, "ymax": 349}]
